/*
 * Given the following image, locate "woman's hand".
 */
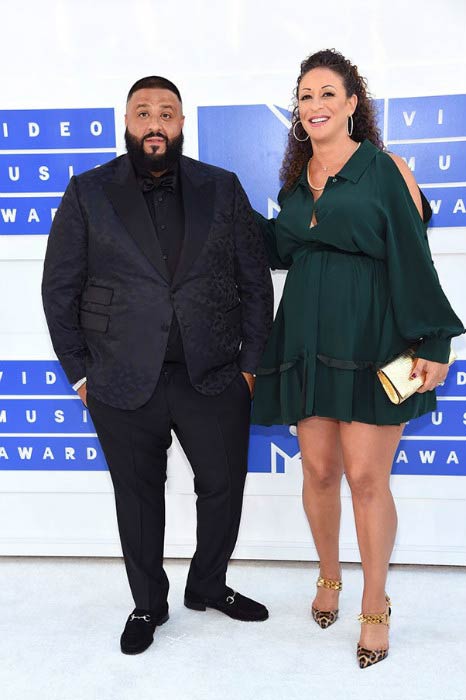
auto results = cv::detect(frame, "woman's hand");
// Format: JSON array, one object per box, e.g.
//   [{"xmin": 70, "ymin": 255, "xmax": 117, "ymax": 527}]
[{"xmin": 412, "ymin": 358, "xmax": 449, "ymax": 392}]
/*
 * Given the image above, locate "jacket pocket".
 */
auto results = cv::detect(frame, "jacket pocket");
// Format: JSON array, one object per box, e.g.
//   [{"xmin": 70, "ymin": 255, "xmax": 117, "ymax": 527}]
[
  {"xmin": 80, "ymin": 309, "xmax": 109, "ymax": 333},
  {"xmin": 81, "ymin": 285, "xmax": 113, "ymax": 305}
]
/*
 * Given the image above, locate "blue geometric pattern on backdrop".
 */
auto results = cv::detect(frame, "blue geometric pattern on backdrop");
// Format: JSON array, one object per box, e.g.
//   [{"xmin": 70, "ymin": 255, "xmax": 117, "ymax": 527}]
[
  {"xmin": 198, "ymin": 102, "xmax": 383, "ymax": 216},
  {"xmin": 0, "ymin": 108, "xmax": 116, "ymax": 235},
  {"xmin": 0, "ymin": 109, "xmax": 116, "ymax": 149},
  {"xmin": 1, "ymin": 96, "xmax": 465, "ymax": 474},
  {"xmin": 0, "ymin": 153, "xmax": 115, "ymax": 193},
  {"xmin": 198, "ymin": 96, "xmax": 466, "ymax": 227},
  {"xmin": 198, "ymin": 105, "xmax": 289, "ymax": 217},
  {"xmin": 197, "ymin": 98, "xmax": 466, "ymax": 477},
  {"xmin": 387, "ymin": 95, "xmax": 466, "ymax": 140},
  {"xmin": 1, "ymin": 361, "xmax": 465, "ymax": 475}
]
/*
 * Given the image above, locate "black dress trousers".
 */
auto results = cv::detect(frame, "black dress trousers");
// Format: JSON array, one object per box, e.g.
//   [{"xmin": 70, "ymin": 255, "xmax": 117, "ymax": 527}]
[{"xmin": 87, "ymin": 363, "xmax": 251, "ymax": 611}]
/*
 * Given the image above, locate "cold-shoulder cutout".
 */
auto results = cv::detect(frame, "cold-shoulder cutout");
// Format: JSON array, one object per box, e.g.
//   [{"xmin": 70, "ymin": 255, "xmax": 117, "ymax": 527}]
[{"xmin": 387, "ymin": 152, "xmax": 423, "ymax": 220}]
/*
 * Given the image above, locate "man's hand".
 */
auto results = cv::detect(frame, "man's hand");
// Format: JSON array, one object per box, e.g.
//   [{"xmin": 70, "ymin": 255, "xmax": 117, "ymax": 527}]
[
  {"xmin": 241, "ymin": 372, "xmax": 255, "ymax": 397},
  {"xmin": 412, "ymin": 358, "xmax": 449, "ymax": 393},
  {"xmin": 77, "ymin": 382, "xmax": 88, "ymax": 406}
]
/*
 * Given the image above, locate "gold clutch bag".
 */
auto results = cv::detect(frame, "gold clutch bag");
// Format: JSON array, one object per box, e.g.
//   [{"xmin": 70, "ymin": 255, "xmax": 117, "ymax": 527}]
[{"xmin": 377, "ymin": 348, "xmax": 457, "ymax": 405}]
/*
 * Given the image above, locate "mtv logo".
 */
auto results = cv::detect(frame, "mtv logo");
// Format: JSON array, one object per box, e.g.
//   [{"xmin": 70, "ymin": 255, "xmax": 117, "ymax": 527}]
[
  {"xmin": 198, "ymin": 104, "xmax": 290, "ymax": 216},
  {"xmin": 248, "ymin": 425, "xmax": 300, "ymax": 474}
]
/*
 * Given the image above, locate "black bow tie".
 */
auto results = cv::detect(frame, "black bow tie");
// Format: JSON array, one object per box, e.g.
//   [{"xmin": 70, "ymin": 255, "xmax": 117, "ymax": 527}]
[{"xmin": 141, "ymin": 173, "xmax": 176, "ymax": 194}]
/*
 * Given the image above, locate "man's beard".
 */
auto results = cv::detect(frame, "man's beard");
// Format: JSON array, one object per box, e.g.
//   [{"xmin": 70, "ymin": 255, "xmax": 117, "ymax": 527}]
[{"xmin": 125, "ymin": 128, "xmax": 184, "ymax": 174}]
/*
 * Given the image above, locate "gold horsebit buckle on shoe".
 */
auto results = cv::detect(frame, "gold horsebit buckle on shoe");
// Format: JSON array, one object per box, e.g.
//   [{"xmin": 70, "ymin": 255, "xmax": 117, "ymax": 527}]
[
  {"xmin": 226, "ymin": 591, "xmax": 237, "ymax": 605},
  {"xmin": 130, "ymin": 614, "xmax": 151, "ymax": 622}
]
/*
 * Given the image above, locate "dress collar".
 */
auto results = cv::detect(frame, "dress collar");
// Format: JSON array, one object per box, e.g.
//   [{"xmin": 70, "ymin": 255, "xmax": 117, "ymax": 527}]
[
  {"xmin": 337, "ymin": 139, "xmax": 378, "ymax": 183},
  {"xmin": 297, "ymin": 139, "xmax": 379, "ymax": 190}
]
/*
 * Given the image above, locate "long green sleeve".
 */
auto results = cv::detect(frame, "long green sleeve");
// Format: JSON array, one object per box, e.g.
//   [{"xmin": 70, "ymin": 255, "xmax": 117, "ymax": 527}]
[
  {"xmin": 254, "ymin": 211, "xmax": 291, "ymax": 271},
  {"xmin": 382, "ymin": 157, "xmax": 464, "ymax": 363}
]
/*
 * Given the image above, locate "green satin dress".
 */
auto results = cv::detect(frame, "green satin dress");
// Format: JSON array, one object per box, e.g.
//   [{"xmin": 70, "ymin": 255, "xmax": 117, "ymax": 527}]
[{"xmin": 252, "ymin": 139, "xmax": 464, "ymax": 426}]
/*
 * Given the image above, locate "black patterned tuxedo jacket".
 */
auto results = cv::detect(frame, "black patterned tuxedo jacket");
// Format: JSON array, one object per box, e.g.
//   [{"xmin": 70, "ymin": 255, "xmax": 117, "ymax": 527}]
[{"xmin": 42, "ymin": 154, "xmax": 273, "ymax": 409}]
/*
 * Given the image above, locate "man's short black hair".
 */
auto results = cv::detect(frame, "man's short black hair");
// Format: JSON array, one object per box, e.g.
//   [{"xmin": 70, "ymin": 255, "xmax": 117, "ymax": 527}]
[{"xmin": 126, "ymin": 76, "xmax": 182, "ymax": 104}]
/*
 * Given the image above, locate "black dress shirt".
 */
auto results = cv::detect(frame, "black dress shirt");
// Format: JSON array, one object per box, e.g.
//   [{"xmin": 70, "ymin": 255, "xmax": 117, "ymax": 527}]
[{"xmin": 136, "ymin": 163, "xmax": 186, "ymax": 363}]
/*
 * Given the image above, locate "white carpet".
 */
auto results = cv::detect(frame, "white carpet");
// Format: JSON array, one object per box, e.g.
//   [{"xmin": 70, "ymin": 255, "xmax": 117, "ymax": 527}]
[{"xmin": 0, "ymin": 558, "xmax": 465, "ymax": 700}]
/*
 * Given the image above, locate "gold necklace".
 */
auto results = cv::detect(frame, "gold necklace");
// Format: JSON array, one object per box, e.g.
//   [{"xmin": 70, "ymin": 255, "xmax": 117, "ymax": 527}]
[
  {"xmin": 307, "ymin": 172, "xmax": 325, "ymax": 191},
  {"xmin": 307, "ymin": 141, "xmax": 361, "ymax": 191}
]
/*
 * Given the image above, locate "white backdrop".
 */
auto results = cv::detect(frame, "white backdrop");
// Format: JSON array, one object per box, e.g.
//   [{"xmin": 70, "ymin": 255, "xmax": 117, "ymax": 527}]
[{"xmin": 0, "ymin": 0, "xmax": 465, "ymax": 564}]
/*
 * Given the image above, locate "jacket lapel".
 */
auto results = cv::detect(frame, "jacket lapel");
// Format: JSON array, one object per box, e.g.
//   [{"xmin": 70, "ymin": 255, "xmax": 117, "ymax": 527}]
[
  {"xmin": 103, "ymin": 156, "xmax": 170, "ymax": 282},
  {"xmin": 173, "ymin": 157, "xmax": 216, "ymax": 286}
]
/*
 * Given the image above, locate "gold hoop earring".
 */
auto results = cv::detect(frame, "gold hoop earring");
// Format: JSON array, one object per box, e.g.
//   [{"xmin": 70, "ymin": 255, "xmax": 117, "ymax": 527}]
[{"xmin": 292, "ymin": 120, "xmax": 309, "ymax": 142}]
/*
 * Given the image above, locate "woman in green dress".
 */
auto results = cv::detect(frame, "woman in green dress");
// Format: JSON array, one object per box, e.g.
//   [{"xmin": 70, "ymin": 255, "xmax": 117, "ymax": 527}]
[{"xmin": 252, "ymin": 49, "xmax": 464, "ymax": 668}]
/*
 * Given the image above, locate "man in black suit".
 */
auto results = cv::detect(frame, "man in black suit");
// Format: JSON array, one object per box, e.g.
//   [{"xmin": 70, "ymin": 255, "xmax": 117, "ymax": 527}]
[{"xmin": 42, "ymin": 76, "xmax": 273, "ymax": 654}]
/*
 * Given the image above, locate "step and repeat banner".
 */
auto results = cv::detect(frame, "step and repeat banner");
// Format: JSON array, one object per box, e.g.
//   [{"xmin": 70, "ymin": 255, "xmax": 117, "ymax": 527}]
[
  {"xmin": 0, "ymin": 0, "xmax": 465, "ymax": 562},
  {"xmin": 1, "ymin": 360, "xmax": 466, "ymax": 476},
  {"xmin": 198, "ymin": 96, "xmax": 466, "ymax": 228},
  {"xmin": 1, "ymin": 96, "xmax": 465, "ymax": 476},
  {"xmin": 0, "ymin": 109, "xmax": 116, "ymax": 235}
]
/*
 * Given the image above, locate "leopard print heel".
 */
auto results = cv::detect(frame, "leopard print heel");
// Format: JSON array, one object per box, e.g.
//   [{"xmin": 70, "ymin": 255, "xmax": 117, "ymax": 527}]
[
  {"xmin": 311, "ymin": 576, "xmax": 342, "ymax": 629},
  {"xmin": 356, "ymin": 595, "xmax": 391, "ymax": 668}
]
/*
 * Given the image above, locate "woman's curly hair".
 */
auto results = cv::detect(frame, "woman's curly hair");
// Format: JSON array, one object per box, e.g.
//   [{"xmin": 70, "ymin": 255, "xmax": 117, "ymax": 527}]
[{"xmin": 280, "ymin": 49, "xmax": 384, "ymax": 191}]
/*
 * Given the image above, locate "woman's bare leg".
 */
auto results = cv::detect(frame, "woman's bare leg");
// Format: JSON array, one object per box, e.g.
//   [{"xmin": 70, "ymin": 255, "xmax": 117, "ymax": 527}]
[
  {"xmin": 339, "ymin": 421, "xmax": 403, "ymax": 649},
  {"xmin": 298, "ymin": 416, "xmax": 345, "ymax": 610}
]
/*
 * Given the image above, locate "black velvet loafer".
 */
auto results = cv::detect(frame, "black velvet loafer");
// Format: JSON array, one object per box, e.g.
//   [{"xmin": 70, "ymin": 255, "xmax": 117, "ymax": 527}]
[
  {"xmin": 184, "ymin": 587, "xmax": 268, "ymax": 621},
  {"xmin": 120, "ymin": 604, "xmax": 169, "ymax": 655}
]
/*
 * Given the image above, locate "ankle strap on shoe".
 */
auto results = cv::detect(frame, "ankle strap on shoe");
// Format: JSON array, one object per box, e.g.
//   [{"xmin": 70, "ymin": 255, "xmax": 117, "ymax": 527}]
[
  {"xmin": 316, "ymin": 576, "xmax": 342, "ymax": 591},
  {"xmin": 358, "ymin": 611, "xmax": 390, "ymax": 625},
  {"xmin": 358, "ymin": 595, "xmax": 391, "ymax": 626}
]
